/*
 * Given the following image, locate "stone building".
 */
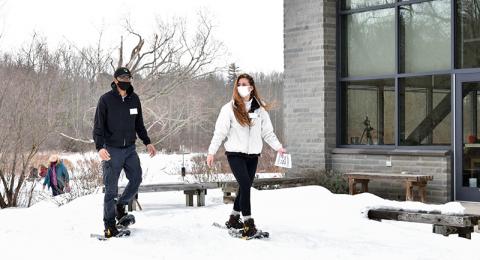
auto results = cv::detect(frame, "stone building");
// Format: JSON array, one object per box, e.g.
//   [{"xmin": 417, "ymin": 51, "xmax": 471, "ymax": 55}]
[{"xmin": 284, "ymin": 0, "xmax": 480, "ymax": 202}]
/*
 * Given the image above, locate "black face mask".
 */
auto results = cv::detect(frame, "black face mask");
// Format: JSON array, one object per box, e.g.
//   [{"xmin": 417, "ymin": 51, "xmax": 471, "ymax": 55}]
[{"xmin": 117, "ymin": 81, "xmax": 132, "ymax": 91}]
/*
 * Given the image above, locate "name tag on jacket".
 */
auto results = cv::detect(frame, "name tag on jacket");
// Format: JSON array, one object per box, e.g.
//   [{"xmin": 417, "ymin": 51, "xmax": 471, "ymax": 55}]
[
  {"xmin": 130, "ymin": 108, "xmax": 138, "ymax": 115},
  {"xmin": 248, "ymin": 113, "xmax": 258, "ymax": 119}
]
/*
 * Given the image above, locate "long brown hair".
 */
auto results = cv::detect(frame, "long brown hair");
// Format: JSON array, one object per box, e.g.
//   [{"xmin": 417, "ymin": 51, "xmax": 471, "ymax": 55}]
[{"xmin": 232, "ymin": 73, "xmax": 268, "ymax": 127}]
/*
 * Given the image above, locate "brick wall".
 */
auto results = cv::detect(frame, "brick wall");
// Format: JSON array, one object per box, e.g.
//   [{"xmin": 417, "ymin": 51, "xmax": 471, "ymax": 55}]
[{"xmin": 284, "ymin": 0, "xmax": 337, "ymax": 174}]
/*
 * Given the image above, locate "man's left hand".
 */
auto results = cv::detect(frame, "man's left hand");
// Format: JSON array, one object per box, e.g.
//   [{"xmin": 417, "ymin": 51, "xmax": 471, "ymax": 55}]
[{"xmin": 147, "ymin": 144, "xmax": 157, "ymax": 157}]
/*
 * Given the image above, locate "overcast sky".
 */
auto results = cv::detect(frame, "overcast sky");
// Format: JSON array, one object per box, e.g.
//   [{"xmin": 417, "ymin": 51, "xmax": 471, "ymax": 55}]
[{"xmin": 0, "ymin": 0, "xmax": 284, "ymax": 73}]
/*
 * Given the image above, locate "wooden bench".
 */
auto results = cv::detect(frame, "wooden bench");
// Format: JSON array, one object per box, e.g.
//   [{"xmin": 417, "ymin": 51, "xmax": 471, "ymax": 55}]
[
  {"xmin": 220, "ymin": 177, "xmax": 316, "ymax": 204},
  {"xmin": 117, "ymin": 183, "xmax": 218, "ymax": 211},
  {"xmin": 368, "ymin": 208, "xmax": 480, "ymax": 239},
  {"xmin": 344, "ymin": 172, "xmax": 434, "ymax": 202}
]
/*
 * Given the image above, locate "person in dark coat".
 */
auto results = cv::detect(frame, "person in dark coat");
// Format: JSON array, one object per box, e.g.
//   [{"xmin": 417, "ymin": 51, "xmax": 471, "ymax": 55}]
[{"xmin": 93, "ymin": 67, "xmax": 157, "ymax": 238}]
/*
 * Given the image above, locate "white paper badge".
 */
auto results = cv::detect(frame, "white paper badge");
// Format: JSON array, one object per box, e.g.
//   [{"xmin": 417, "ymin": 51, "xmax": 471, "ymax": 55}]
[
  {"xmin": 130, "ymin": 108, "xmax": 138, "ymax": 115},
  {"xmin": 274, "ymin": 153, "xmax": 292, "ymax": 168},
  {"xmin": 248, "ymin": 113, "xmax": 258, "ymax": 119}
]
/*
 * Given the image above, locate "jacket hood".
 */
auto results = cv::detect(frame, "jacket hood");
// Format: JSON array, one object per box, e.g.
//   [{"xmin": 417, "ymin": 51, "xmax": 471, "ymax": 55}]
[{"xmin": 232, "ymin": 96, "xmax": 262, "ymax": 112}]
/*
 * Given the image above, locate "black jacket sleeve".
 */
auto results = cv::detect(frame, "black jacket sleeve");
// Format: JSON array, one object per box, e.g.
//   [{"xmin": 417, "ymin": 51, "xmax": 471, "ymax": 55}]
[
  {"xmin": 135, "ymin": 99, "xmax": 151, "ymax": 146},
  {"xmin": 93, "ymin": 96, "xmax": 107, "ymax": 151}
]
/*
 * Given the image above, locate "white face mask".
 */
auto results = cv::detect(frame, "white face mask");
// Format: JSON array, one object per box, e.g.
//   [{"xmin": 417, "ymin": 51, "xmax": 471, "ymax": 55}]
[{"xmin": 237, "ymin": 86, "xmax": 251, "ymax": 97}]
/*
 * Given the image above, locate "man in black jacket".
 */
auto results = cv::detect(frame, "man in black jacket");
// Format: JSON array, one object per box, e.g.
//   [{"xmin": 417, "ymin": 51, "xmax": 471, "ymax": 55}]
[{"xmin": 93, "ymin": 67, "xmax": 156, "ymax": 238}]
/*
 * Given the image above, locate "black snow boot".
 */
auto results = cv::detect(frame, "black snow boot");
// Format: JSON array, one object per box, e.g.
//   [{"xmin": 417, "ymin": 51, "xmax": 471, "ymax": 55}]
[
  {"xmin": 116, "ymin": 204, "xmax": 128, "ymax": 221},
  {"xmin": 116, "ymin": 204, "xmax": 135, "ymax": 228},
  {"xmin": 225, "ymin": 214, "xmax": 243, "ymax": 229},
  {"xmin": 104, "ymin": 222, "xmax": 120, "ymax": 238},
  {"xmin": 242, "ymin": 218, "xmax": 258, "ymax": 238}
]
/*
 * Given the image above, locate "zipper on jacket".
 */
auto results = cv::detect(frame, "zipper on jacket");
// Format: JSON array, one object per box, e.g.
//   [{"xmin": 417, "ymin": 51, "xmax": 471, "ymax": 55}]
[
  {"xmin": 247, "ymin": 111, "xmax": 259, "ymax": 154},
  {"xmin": 247, "ymin": 124, "xmax": 251, "ymax": 154},
  {"xmin": 122, "ymin": 95, "xmax": 126, "ymax": 146}
]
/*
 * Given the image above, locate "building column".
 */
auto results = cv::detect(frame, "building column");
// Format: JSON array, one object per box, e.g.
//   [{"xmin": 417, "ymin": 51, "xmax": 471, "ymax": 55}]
[{"xmin": 284, "ymin": 0, "xmax": 337, "ymax": 175}]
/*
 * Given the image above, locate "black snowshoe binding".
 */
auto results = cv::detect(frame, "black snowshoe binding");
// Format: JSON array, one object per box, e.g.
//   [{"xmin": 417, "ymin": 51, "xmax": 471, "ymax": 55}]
[
  {"xmin": 103, "ymin": 222, "xmax": 130, "ymax": 239},
  {"xmin": 242, "ymin": 218, "xmax": 258, "ymax": 238},
  {"xmin": 116, "ymin": 204, "xmax": 135, "ymax": 228}
]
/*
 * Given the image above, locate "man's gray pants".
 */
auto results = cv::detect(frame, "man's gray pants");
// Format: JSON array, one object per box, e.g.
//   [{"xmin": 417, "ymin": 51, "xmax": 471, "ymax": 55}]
[{"xmin": 103, "ymin": 144, "xmax": 142, "ymax": 228}]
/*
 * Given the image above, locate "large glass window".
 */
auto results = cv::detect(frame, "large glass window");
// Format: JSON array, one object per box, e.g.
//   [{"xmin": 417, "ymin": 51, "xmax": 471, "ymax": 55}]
[
  {"xmin": 399, "ymin": 0, "xmax": 452, "ymax": 73},
  {"xmin": 343, "ymin": 9, "xmax": 395, "ymax": 77},
  {"xmin": 461, "ymin": 81, "xmax": 480, "ymax": 189},
  {"xmin": 462, "ymin": 82, "xmax": 480, "ymax": 141},
  {"xmin": 399, "ymin": 75, "xmax": 451, "ymax": 145},
  {"xmin": 340, "ymin": 0, "xmax": 458, "ymax": 147},
  {"xmin": 341, "ymin": 79, "xmax": 395, "ymax": 145},
  {"xmin": 456, "ymin": 0, "xmax": 480, "ymax": 69}
]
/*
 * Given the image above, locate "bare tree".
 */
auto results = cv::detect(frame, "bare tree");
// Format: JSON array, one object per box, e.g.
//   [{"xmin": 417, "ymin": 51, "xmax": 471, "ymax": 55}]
[
  {"xmin": 57, "ymin": 12, "xmax": 226, "ymax": 148},
  {"xmin": 0, "ymin": 33, "xmax": 84, "ymax": 207},
  {"xmin": 76, "ymin": 31, "xmax": 114, "ymax": 89},
  {"xmin": 0, "ymin": 51, "xmax": 56, "ymax": 207},
  {"xmin": 117, "ymin": 13, "xmax": 225, "ymax": 102}
]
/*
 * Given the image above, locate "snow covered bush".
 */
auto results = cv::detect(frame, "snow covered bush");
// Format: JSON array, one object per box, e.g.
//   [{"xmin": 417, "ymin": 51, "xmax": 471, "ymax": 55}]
[
  {"xmin": 303, "ymin": 169, "xmax": 348, "ymax": 194},
  {"xmin": 55, "ymin": 155, "xmax": 103, "ymax": 205},
  {"xmin": 189, "ymin": 154, "xmax": 228, "ymax": 183}
]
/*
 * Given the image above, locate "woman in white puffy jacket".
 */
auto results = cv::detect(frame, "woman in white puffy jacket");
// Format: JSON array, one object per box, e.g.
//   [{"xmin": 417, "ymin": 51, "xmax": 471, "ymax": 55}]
[{"xmin": 207, "ymin": 73, "xmax": 286, "ymax": 238}]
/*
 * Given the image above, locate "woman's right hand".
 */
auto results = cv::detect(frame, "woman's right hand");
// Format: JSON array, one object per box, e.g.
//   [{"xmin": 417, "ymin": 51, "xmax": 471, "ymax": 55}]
[
  {"xmin": 206, "ymin": 154, "xmax": 214, "ymax": 168},
  {"xmin": 277, "ymin": 147, "xmax": 287, "ymax": 155},
  {"xmin": 99, "ymin": 148, "xmax": 111, "ymax": 161}
]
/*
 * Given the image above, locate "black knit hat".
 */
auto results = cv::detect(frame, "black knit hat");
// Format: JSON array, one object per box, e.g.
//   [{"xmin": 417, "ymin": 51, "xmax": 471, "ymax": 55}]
[{"xmin": 114, "ymin": 67, "xmax": 132, "ymax": 78}]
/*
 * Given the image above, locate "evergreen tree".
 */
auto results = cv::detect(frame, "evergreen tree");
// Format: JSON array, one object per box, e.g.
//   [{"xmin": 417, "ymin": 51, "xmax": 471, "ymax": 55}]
[{"xmin": 226, "ymin": 63, "xmax": 240, "ymax": 88}]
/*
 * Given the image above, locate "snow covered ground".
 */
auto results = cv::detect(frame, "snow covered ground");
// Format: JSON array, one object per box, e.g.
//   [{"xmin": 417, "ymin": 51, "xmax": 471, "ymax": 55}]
[
  {"xmin": 2, "ymin": 152, "xmax": 478, "ymax": 259},
  {"xmin": 1, "ymin": 185, "xmax": 478, "ymax": 260}
]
